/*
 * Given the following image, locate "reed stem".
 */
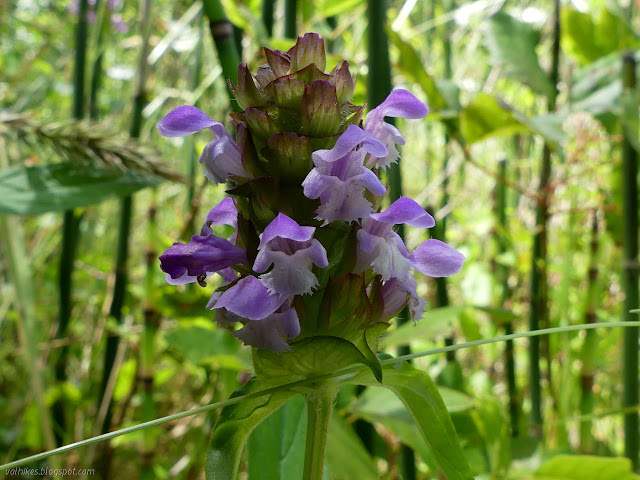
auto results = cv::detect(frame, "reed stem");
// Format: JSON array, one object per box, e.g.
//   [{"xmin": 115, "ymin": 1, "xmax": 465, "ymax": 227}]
[
  {"xmin": 528, "ymin": 0, "xmax": 560, "ymax": 439},
  {"xmin": 621, "ymin": 50, "xmax": 639, "ymax": 471},
  {"xmin": 579, "ymin": 211, "xmax": 599, "ymax": 452},
  {"xmin": 202, "ymin": 0, "xmax": 241, "ymax": 107}
]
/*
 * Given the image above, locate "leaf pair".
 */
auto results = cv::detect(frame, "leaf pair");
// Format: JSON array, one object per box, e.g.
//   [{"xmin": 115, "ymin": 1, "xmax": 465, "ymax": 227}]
[{"xmin": 206, "ymin": 355, "xmax": 474, "ymax": 480}]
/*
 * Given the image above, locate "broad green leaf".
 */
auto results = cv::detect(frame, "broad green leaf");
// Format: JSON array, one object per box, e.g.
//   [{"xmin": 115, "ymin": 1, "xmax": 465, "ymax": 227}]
[
  {"xmin": 459, "ymin": 94, "xmax": 529, "ymax": 145},
  {"xmin": 325, "ymin": 415, "xmax": 379, "ymax": 480},
  {"xmin": 0, "ymin": 162, "xmax": 162, "ymax": 215},
  {"xmin": 347, "ymin": 361, "xmax": 474, "ymax": 480},
  {"xmin": 534, "ymin": 455, "xmax": 640, "ymax": 480},
  {"xmin": 387, "ymin": 30, "xmax": 448, "ymax": 112},
  {"xmin": 485, "ymin": 11, "xmax": 553, "ymax": 96},
  {"xmin": 205, "ymin": 378, "xmax": 297, "ymax": 480},
  {"xmin": 379, "ymin": 306, "xmax": 462, "ymax": 348},
  {"xmin": 561, "ymin": 7, "xmax": 639, "ymax": 66},
  {"xmin": 247, "ymin": 396, "xmax": 307, "ymax": 480},
  {"xmin": 523, "ymin": 114, "xmax": 568, "ymax": 146},
  {"xmin": 253, "ymin": 336, "xmax": 380, "ymax": 386}
]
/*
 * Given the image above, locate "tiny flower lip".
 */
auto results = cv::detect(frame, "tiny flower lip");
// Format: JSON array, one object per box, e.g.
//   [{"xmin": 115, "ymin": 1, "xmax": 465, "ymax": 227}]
[
  {"xmin": 370, "ymin": 197, "xmax": 436, "ymax": 229},
  {"xmin": 312, "ymin": 125, "xmax": 388, "ymax": 164},
  {"xmin": 410, "ymin": 239, "xmax": 465, "ymax": 278},
  {"xmin": 258, "ymin": 213, "xmax": 316, "ymax": 249}
]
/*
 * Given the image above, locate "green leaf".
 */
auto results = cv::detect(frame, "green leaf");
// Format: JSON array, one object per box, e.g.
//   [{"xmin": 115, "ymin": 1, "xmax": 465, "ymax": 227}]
[
  {"xmin": 379, "ymin": 306, "xmax": 463, "ymax": 349},
  {"xmin": 561, "ymin": 7, "xmax": 639, "ymax": 66},
  {"xmin": 326, "ymin": 414, "xmax": 379, "ymax": 480},
  {"xmin": 534, "ymin": 455, "xmax": 640, "ymax": 480},
  {"xmin": 387, "ymin": 30, "xmax": 448, "ymax": 112},
  {"xmin": 247, "ymin": 396, "xmax": 307, "ymax": 480},
  {"xmin": 205, "ymin": 378, "xmax": 297, "ymax": 480},
  {"xmin": 253, "ymin": 336, "xmax": 380, "ymax": 386},
  {"xmin": 459, "ymin": 94, "xmax": 529, "ymax": 145},
  {"xmin": 347, "ymin": 362, "xmax": 474, "ymax": 480},
  {"xmin": 485, "ymin": 11, "xmax": 553, "ymax": 96},
  {"xmin": 0, "ymin": 162, "xmax": 162, "ymax": 215}
]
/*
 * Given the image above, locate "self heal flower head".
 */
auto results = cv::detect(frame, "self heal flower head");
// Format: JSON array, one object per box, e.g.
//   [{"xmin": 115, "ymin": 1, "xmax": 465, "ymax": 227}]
[
  {"xmin": 253, "ymin": 213, "xmax": 329, "ymax": 295},
  {"xmin": 160, "ymin": 198, "xmax": 247, "ymax": 285},
  {"xmin": 210, "ymin": 276, "xmax": 288, "ymax": 320},
  {"xmin": 157, "ymin": 105, "xmax": 249, "ymax": 183},
  {"xmin": 365, "ymin": 89, "xmax": 428, "ymax": 169},
  {"xmin": 302, "ymin": 125, "xmax": 388, "ymax": 224}
]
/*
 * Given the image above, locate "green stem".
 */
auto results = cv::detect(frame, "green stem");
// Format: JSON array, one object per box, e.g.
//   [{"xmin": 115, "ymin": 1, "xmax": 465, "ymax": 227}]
[
  {"xmin": 494, "ymin": 158, "xmax": 519, "ymax": 437},
  {"xmin": 579, "ymin": 211, "xmax": 599, "ymax": 452},
  {"xmin": 528, "ymin": 0, "xmax": 560, "ymax": 439},
  {"xmin": 284, "ymin": 0, "xmax": 297, "ymax": 39},
  {"xmin": 303, "ymin": 389, "xmax": 335, "ymax": 480},
  {"xmin": 622, "ymin": 50, "xmax": 639, "ymax": 472},
  {"xmin": 201, "ymin": 0, "xmax": 240, "ymax": 107},
  {"xmin": 262, "ymin": 0, "xmax": 275, "ymax": 36},
  {"xmin": 55, "ymin": 0, "xmax": 90, "ymax": 446}
]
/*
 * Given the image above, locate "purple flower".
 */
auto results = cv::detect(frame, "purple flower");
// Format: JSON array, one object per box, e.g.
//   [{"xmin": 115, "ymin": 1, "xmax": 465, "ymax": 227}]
[
  {"xmin": 232, "ymin": 302, "xmax": 301, "ymax": 352},
  {"xmin": 364, "ymin": 89, "xmax": 428, "ymax": 169},
  {"xmin": 156, "ymin": 105, "xmax": 249, "ymax": 183},
  {"xmin": 354, "ymin": 197, "xmax": 435, "ymax": 281},
  {"xmin": 301, "ymin": 125, "xmax": 388, "ymax": 224},
  {"xmin": 380, "ymin": 275, "xmax": 427, "ymax": 322},
  {"xmin": 253, "ymin": 213, "xmax": 329, "ymax": 295},
  {"xmin": 160, "ymin": 198, "xmax": 247, "ymax": 286}
]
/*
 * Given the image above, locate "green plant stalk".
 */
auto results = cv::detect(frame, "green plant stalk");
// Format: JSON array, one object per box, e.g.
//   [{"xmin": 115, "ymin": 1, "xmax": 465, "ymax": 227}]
[
  {"xmin": 139, "ymin": 187, "xmax": 159, "ymax": 480},
  {"xmin": 201, "ymin": 0, "xmax": 240, "ymax": 108},
  {"xmin": 579, "ymin": 212, "xmax": 599, "ymax": 452},
  {"xmin": 54, "ymin": 0, "xmax": 90, "ymax": 446},
  {"xmin": 622, "ymin": 50, "xmax": 639, "ymax": 471},
  {"xmin": 5, "ymin": 321, "xmax": 640, "ymax": 472},
  {"xmin": 284, "ymin": 0, "xmax": 297, "ymax": 38},
  {"xmin": 495, "ymin": 158, "xmax": 519, "ymax": 437},
  {"xmin": 99, "ymin": 0, "xmax": 152, "ymax": 441},
  {"xmin": 262, "ymin": 0, "xmax": 275, "ymax": 36},
  {"xmin": 528, "ymin": 0, "xmax": 560, "ymax": 439},
  {"xmin": 436, "ymin": 0, "xmax": 454, "ymax": 364},
  {"xmin": 303, "ymin": 388, "xmax": 335, "ymax": 480}
]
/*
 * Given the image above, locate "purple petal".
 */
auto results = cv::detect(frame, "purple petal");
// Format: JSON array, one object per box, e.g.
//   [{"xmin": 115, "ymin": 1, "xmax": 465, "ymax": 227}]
[
  {"xmin": 371, "ymin": 197, "xmax": 435, "ymax": 228},
  {"xmin": 312, "ymin": 125, "xmax": 388, "ymax": 164},
  {"xmin": 233, "ymin": 306, "xmax": 300, "ymax": 352},
  {"xmin": 358, "ymin": 167, "xmax": 387, "ymax": 196},
  {"xmin": 160, "ymin": 235, "xmax": 247, "ymax": 281},
  {"xmin": 213, "ymin": 276, "xmax": 287, "ymax": 320},
  {"xmin": 157, "ymin": 105, "xmax": 224, "ymax": 137},
  {"xmin": 203, "ymin": 197, "xmax": 238, "ymax": 231},
  {"xmin": 371, "ymin": 89, "xmax": 429, "ymax": 120},
  {"xmin": 259, "ymin": 213, "xmax": 316, "ymax": 249},
  {"xmin": 410, "ymin": 239, "xmax": 465, "ymax": 278}
]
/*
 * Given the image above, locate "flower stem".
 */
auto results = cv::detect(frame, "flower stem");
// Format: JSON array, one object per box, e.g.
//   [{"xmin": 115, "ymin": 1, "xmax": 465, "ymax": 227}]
[{"xmin": 303, "ymin": 388, "xmax": 335, "ymax": 480}]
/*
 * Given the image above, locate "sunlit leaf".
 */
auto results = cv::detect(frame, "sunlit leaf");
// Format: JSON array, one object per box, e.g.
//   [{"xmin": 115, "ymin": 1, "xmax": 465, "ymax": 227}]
[
  {"xmin": 561, "ymin": 7, "xmax": 639, "ymax": 66},
  {"xmin": 485, "ymin": 11, "xmax": 553, "ymax": 96}
]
